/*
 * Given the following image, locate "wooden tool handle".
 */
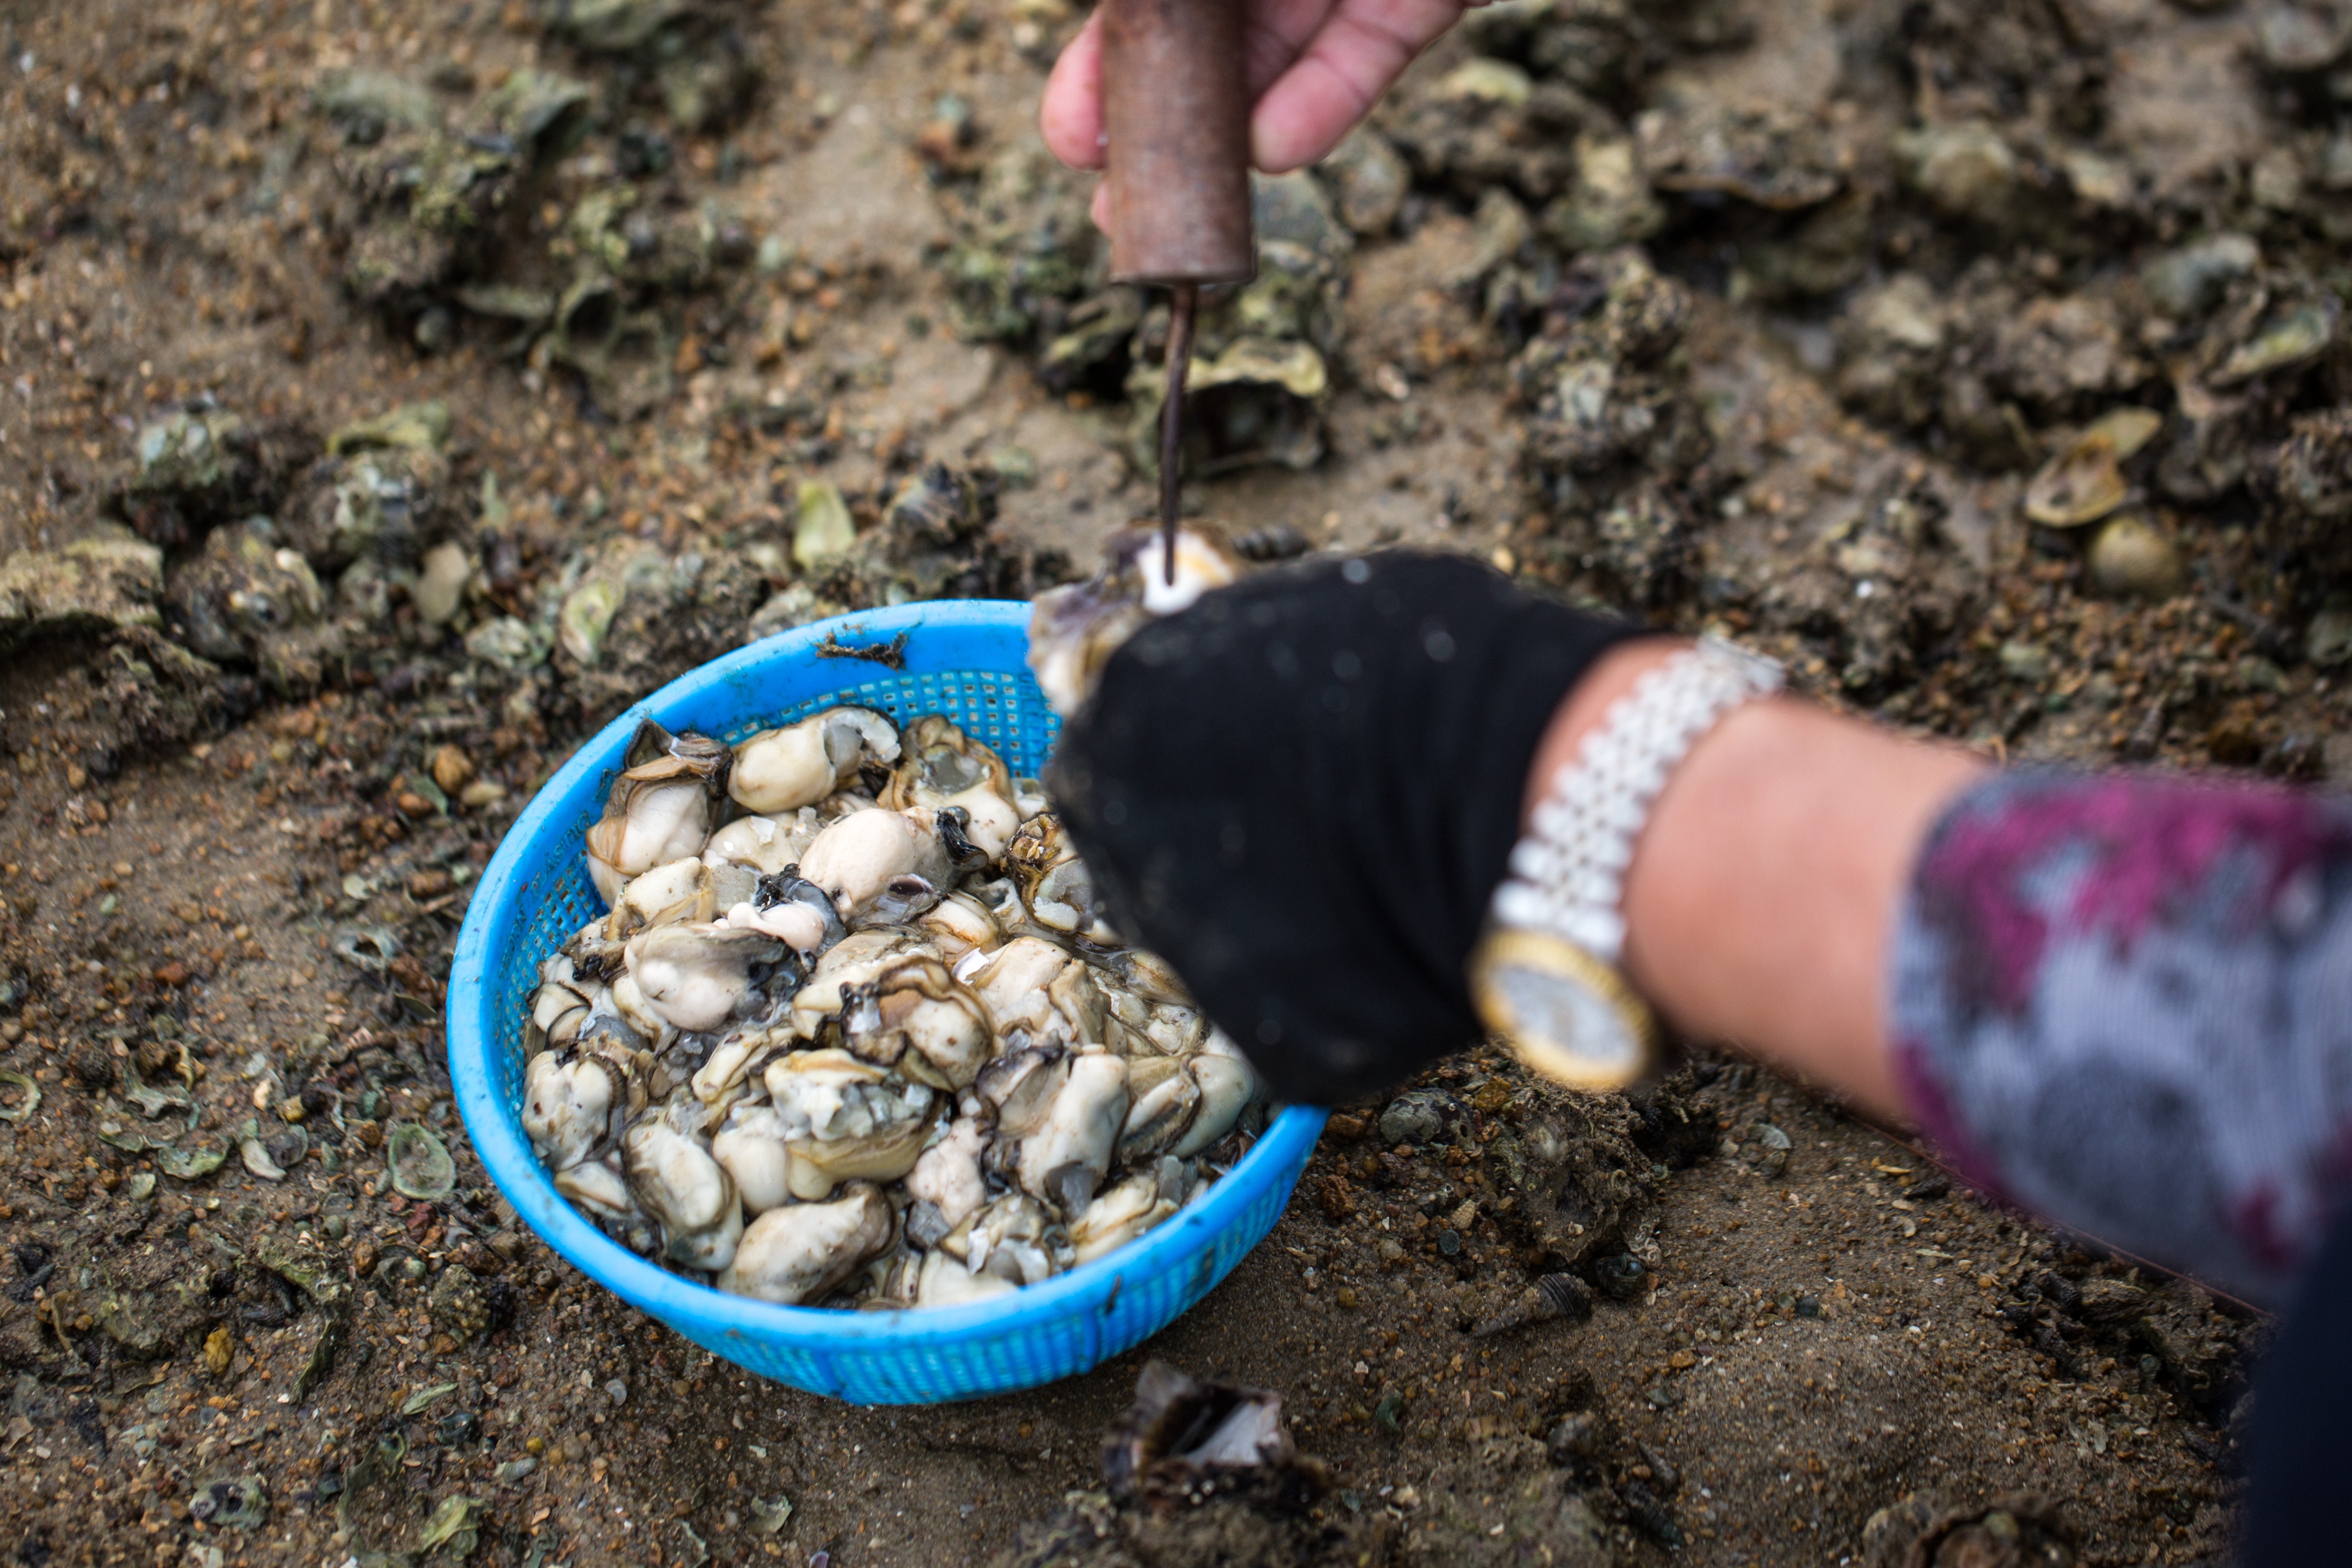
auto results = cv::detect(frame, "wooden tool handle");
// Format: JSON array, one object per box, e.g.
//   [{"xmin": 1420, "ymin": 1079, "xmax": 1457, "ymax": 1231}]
[{"xmin": 1101, "ymin": 0, "xmax": 1257, "ymax": 286}]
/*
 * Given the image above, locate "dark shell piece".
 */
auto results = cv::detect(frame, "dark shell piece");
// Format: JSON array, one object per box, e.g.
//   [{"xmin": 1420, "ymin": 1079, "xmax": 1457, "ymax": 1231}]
[
  {"xmin": 1471, "ymin": 1272, "xmax": 1597, "ymax": 1337},
  {"xmin": 1592, "ymin": 1252, "xmax": 1648, "ymax": 1299},
  {"xmin": 1101, "ymin": 1361, "xmax": 1299, "ymax": 1500},
  {"xmin": 619, "ymin": 717, "xmax": 731, "ymax": 793}
]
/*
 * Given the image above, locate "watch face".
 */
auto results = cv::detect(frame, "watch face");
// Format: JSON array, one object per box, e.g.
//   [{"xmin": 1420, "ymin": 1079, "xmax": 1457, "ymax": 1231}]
[{"xmin": 1469, "ymin": 928, "xmax": 1656, "ymax": 1092}]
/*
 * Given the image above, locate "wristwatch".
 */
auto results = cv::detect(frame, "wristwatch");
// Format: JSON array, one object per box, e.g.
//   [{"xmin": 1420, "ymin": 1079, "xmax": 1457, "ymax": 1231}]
[{"xmin": 1468, "ymin": 637, "xmax": 1783, "ymax": 1091}]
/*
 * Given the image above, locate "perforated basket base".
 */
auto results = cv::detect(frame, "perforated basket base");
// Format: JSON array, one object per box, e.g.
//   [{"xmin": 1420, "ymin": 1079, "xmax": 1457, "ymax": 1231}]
[{"xmin": 447, "ymin": 601, "xmax": 1324, "ymax": 1404}]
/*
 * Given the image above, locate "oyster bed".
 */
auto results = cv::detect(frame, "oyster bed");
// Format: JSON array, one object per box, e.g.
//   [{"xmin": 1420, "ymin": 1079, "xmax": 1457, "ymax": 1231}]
[
  {"xmin": 0, "ymin": 0, "xmax": 2304, "ymax": 1554},
  {"xmin": 521, "ymin": 704, "xmax": 1264, "ymax": 1309}
]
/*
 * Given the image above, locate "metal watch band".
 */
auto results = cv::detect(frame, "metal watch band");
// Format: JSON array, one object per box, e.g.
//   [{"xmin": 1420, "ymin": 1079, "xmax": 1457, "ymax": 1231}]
[{"xmin": 1489, "ymin": 637, "xmax": 1784, "ymax": 962}]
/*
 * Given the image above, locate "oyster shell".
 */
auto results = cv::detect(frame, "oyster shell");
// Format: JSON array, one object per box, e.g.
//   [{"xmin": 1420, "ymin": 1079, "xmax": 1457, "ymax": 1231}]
[
  {"xmin": 607, "ymin": 856, "xmax": 755, "ymax": 941},
  {"xmin": 729, "ymin": 707, "xmax": 900, "ymax": 814},
  {"xmin": 1172, "ymin": 1039, "xmax": 1259, "ymax": 1159},
  {"xmin": 608, "ymin": 970, "xmax": 676, "ymax": 1048},
  {"xmin": 789, "ymin": 928, "xmax": 941, "ymax": 1025},
  {"xmin": 975, "ymin": 1044, "xmax": 1072, "ymax": 1138},
  {"xmin": 1095, "ymin": 948, "xmax": 1190, "ymax": 1006},
  {"xmin": 527, "ymin": 954, "xmax": 600, "ymax": 1052},
  {"xmin": 555, "ymin": 1155, "xmax": 634, "ymax": 1222},
  {"xmin": 690, "ymin": 1022, "xmax": 788, "ymax": 1106},
  {"xmin": 943, "ymin": 1192, "xmax": 1063, "ymax": 1285},
  {"xmin": 585, "ymin": 720, "xmax": 730, "ymax": 905},
  {"xmin": 1103, "ymin": 1362, "xmax": 1295, "ymax": 1497},
  {"xmin": 1025, "ymin": 524, "xmax": 1244, "ymax": 716},
  {"xmin": 717, "ymin": 1182, "xmax": 896, "ymax": 1305},
  {"xmin": 916, "ymin": 888, "xmax": 1004, "ymax": 961}
]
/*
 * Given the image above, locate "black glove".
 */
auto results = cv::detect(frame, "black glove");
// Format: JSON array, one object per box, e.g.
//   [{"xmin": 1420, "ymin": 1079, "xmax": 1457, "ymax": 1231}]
[{"xmin": 1048, "ymin": 550, "xmax": 1646, "ymax": 1104}]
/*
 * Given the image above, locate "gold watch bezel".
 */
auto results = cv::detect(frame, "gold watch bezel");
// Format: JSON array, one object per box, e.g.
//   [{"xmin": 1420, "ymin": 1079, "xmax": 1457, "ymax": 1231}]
[{"xmin": 1468, "ymin": 925, "xmax": 1659, "ymax": 1092}]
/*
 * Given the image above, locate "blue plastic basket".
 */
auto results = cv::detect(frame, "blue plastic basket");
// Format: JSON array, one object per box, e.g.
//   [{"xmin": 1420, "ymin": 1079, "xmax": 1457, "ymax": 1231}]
[{"xmin": 447, "ymin": 599, "xmax": 1326, "ymax": 1404}]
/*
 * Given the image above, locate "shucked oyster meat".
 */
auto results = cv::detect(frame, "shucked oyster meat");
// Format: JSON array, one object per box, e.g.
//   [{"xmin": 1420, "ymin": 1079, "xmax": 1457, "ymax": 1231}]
[
  {"xmin": 522, "ymin": 701, "xmax": 1270, "ymax": 1310},
  {"xmin": 584, "ymin": 720, "xmax": 731, "ymax": 905}
]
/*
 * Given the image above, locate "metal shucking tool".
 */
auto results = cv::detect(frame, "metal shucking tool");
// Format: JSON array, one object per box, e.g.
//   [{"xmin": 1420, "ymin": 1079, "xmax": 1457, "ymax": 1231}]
[{"xmin": 1098, "ymin": 0, "xmax": 1257, "ymax": 584}]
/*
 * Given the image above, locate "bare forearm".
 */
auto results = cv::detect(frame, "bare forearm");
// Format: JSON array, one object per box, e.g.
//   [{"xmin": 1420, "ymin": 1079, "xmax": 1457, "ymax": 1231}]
[{"xmin": 1525, "ymin": 641, "xmax": 1986, "ymax": 1120}]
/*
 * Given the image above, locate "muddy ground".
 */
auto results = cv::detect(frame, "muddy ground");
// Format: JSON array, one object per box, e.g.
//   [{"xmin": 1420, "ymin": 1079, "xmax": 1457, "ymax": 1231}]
[{"xmin": 0, "ymin": 0, "xmax": 2340, "ymax": 1560}]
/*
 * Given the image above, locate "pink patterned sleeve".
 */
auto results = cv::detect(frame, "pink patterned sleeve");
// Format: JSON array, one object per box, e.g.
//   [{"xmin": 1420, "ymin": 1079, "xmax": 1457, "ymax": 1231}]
[{"xmin": 1889, "ymin": 768, "xmax": 2352, "ymax": 1304}]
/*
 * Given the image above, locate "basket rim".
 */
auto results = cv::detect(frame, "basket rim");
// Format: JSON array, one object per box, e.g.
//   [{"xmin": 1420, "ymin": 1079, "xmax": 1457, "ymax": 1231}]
[{"xmin": 447, "ymin": 599, "xmax": 1325, "ymax": 1377}]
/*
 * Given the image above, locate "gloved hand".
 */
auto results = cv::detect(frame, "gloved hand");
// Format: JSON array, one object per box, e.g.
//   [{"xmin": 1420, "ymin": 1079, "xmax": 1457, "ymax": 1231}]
[{"xmin": 1048, "ymin": 550, "xmax": 1646, "ymax": 1104}]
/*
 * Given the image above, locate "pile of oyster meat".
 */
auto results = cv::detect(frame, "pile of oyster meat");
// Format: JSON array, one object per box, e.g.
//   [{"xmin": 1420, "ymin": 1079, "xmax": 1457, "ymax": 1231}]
[{"xmin": 520, "ymin": 704, "xmax": 1264, "ymax": 1309}]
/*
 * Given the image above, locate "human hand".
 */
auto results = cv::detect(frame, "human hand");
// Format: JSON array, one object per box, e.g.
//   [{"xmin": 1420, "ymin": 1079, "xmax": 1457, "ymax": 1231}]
[
  {"xmin": 1047, "ymin": 551, "xmax": 1643, "ymax": 1104},
  {"xmin": 1039, "ymin": 0, "xmax": 1474, "ymax": 230}
]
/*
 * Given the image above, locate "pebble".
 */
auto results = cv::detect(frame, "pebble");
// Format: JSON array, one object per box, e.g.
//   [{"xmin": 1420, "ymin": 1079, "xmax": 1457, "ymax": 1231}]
[
  {"xmin": 2086, "ymin": 515, "xmax": 2184, "ymax": 601},
  {"xmin": 429, "ymin": 744, "xmax": 476, "ymax": 794},
  {"xmin": 1900, "ymin": 120, "xmax": 2018, "ymax": 224},
  {"xmin": 606, "ymin": 1379, "xmax": 629, "ymax": 1405},
  {"xmin": 793, "ymin": 480, "xmax": 856, "ymax": 570},
  {"xmin": 1547, "ymin": 1412, "xmax": 1599, "ymax": 1460},
  {"xmin": 2141, "ymin": 232, "xmax": 2259, "ymax": 318},
  {"xmin": 1379, "ymin": 1089, "xmax": 1465, "ymax": 1147},
  {"xmin": 203, "ymin": 1325, "xmax": 233, "ymax": 1376},
  {"xmin": 414, "ymin": 543, "xmax": 473, "ymax": 627},
  {"xmin": 2306, "ymin": 604, "xmax": 2352, "ymax": 666}
]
